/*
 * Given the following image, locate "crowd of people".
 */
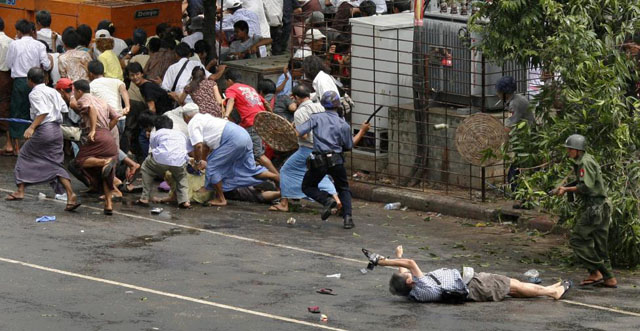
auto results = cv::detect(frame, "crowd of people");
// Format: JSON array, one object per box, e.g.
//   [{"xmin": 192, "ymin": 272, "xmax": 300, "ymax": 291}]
[{"xmin": 0, "ymin": 0, "xmax": 413, "ymax": 228}]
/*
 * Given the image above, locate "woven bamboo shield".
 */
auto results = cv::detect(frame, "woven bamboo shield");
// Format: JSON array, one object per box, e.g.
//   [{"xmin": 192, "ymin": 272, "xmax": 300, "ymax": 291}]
[
  {"xmin": 454, "ymin": 113, "xmax": 508, "ymax": 167},
  {"xmin": 253, "ymin": 111, "xmax": 299, "ymax": 152}
]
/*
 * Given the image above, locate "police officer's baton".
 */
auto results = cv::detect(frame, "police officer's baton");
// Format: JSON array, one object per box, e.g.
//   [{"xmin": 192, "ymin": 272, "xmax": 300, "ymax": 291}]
[{"xmin": 365, "ymin": 106, "xmax": 384, "ymax": 124}]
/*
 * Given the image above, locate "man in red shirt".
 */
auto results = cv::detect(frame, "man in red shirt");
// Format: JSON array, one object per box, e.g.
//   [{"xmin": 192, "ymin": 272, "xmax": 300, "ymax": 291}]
[{"xmin": 223, "ymin": 69, "xmax": 278, "ymax": 175}]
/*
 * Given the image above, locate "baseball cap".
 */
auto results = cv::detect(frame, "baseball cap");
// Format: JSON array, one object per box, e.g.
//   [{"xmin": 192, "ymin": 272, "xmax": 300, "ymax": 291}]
[
  {"xmin": 95, "ymin": 29, "xmax": 111, "ymax": 39},
  {"xmin": 320, "ymin": 91, "xmax": 340, "ymax": 109},
  {"xmin": 223, "ymin": 0, "xmax": 242, "ymax": 9},
  {"xmin": 304, "ymin": 29, "xmax": 326, "ymax": 43},
  {"xmin": 55, "ymin": 78, "xmax": 73, "ymax": 90}
]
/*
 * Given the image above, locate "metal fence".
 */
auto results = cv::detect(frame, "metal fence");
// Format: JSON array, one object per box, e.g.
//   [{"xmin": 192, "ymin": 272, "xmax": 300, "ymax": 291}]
[{"xmin": 289, "ymin": 4, "xmax": 538, "ymax": 201}]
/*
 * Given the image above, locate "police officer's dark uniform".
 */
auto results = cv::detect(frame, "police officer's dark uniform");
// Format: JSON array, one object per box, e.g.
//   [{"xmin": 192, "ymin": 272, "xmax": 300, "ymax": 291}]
[
  {"xmin": 296, "ymin": 91, "xmax": 355, "ymax": 229},
  {"xmin": 560, "ymin": 134, "xmax": 616, "ymax": 287}
]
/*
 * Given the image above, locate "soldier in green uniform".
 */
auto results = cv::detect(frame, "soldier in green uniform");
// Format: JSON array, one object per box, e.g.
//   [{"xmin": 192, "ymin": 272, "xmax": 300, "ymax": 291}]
[{"xmin": 554, "ymin": 134, "xmax": 617, "ymax": 288}]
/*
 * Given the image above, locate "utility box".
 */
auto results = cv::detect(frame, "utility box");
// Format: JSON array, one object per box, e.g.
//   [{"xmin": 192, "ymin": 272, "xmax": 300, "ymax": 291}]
[
  {"xmin": 350, "ymin": 12, "xmax": 414, "ymax": 163},
  {"xmin": 218, "ymin": 55, "xmax": 290, "ymax": 92}
]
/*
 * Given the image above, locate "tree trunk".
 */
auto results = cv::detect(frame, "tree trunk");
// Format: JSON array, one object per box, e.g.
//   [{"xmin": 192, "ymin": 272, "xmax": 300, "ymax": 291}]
[{"xmin": 203, "ymin": 0, "xmax": 217, "ymax": 60}]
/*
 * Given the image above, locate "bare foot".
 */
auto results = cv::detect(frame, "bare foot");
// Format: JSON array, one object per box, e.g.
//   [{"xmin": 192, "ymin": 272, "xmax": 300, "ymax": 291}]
[
  {"xmin": 268, "ymin": 203, "xmax": 288, "ymax": 211},
  {"xmin": 206, "ymin": 198, "xmax": 227, "ymax": 206}
]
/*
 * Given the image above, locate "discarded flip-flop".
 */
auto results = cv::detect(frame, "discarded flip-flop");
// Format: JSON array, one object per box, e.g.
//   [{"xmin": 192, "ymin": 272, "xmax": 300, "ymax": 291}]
[
  {"xmin": 307, "ymin": 306, "xmax": 320, "ymax": 314},
  {"xmin": 558, "ymin": 280, "xmax": 573, "ymax": 300},
  {"xmin": 36, "ymin": 216, "xmax": 56, "ymax": 223},
  {"xmin": 316, "ymin": 288, "xmax": 336, "ymax": 295}
]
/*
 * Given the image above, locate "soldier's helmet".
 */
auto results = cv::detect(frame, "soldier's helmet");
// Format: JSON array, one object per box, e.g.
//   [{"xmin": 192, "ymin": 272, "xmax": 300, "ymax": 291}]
[
  {"xmin": 320, "ymin": 91, "xmax": 341, "ymax": 109},
  {"xmin": 564, "ymin": 134, "xmax": 586, "ymax": 151}
]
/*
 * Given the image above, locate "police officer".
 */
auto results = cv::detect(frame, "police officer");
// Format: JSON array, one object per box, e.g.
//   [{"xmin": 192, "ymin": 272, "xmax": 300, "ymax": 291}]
[
  {"xmin": 295, "ymin": 91, "xmax": 356, "ymax": 229},
  {"xmin": 554, "ymin": 134, "xmax": 617, "ymax": 288}
]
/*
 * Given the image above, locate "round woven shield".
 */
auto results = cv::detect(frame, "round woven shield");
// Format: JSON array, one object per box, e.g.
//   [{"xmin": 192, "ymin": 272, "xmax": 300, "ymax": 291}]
[
  {"xmin": 454, "ymin": 113, "xmax": 508, "ymax": 167},
  {"xmin": 253, "ymin": 111, "xmax": 299, "ymax": 152}
]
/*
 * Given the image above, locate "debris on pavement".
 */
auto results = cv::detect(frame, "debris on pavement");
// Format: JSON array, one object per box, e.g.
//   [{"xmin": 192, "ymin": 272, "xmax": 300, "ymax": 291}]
[
  {"xmin": 316, "ymin": 288, "xmax": 336, "ymax": 295},
  {"xmin": 36, "ymin": 216, "xmax": 56, "ymax": 223},
  {"xmin": 37, "ymin": 192, "xmax": 46, "ymax": 200},
  {"xmin": 524, "ymin": 269, "xmax": 542, "ymax": 284},
  {"xmin": 384, "ymin": 202, "xmax": 402, "ymax": 210},
  {"xmin": 286, "ymin": 217, "xmax": 296, "ymax": 225},
  {"xmin": 307, "ymin": 306, "xmax": 320, "ymax": 313},
  {"xmin": 326, "ymin": 273, "xmax": 341, "ymax": 279},
  {"xmin": 54, "ymin": 193, "xmax": 67, "ymax": 201},
  {"xmin": 150, "ymin": 207, "xmax": 163, "ymax": 215},
  {"xmin": 360, "ymin": 268, "xmax": 368, "ymax": 274},
  {"xmin": 320, "ymin": 314, "xmax": 328, "ymax": 322}
]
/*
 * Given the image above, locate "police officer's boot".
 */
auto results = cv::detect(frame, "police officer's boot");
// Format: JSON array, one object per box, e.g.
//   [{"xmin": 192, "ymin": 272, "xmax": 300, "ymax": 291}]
[{"xmin": 343, "ymin": 215, "xmax": 354, "ymax": 229}]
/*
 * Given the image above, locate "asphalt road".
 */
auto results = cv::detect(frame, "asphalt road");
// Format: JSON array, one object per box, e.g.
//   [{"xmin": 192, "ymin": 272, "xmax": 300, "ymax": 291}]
[{"xmin": 0, "ymin": 158, "xmax": 638, "ymax": 330}]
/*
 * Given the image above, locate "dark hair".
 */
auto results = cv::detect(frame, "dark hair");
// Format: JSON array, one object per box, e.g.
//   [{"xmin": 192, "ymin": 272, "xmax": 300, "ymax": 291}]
[
  {"xmin": 360, "ymin": 1, "xmax": 377, "ymax": 16},
  {"xmin": 389, "ymin": 272, "xmax": 412, "ymax": 296},
  {"xmin": 176, "ymin": 42, "xmax": 191, "ymax": 58},
  {"xmin": 61, "ymin": 28, "xmax": 80, "ymax": 49},
  {"xmin": 393, "ymin": 0, "xmax": 411, "ymax": 12},
  {"xmin": 73, "ymin": 79, "xmax": 91, "ymax": 93},
  {"xmin": 35, "ymin": 10, "xmax": 52, "ymax": 27},
  {"xmin": 194, "ymin": 40, "xmax": 208, "ymax": 54},
  {"xmin": 88, "ymin": 60, "xmax": 105, "ymax": 75},
  {"xmin": 133, "ymin": 28, "xmax": 147, "ymax": 45},
  {"xmin": 161, "ymin": 35, "xmax": 176, "ymax": 50},
  {"xmin": 303, "ymin": 56, "xmax": 330, "ymax": 80},
  {"xmin": 156, "ymin": 22, "xmax": 170, "ymax": 37},
  {"xmin": 333, "ymin": 33, "xmax": 351, "ymax": 54},
  {"xmin": 184, "ymin": 67, "xmax": 207, "ymax": 94},
  {"xmin": 148, "ymin": 37, "xmax": 162, "ymax": 52},
  {"xmin": 292, "ymin": 84, "xmax": 311, "ymax": 98},
  {"xmin": 76, "ymin": 24, "xmax": 92, "ymax": 47},
  {"xmin": 154, "ymin": 115, "xmax": 174, "ymax": 130},
  {"xmin": 495, "ymin": 76, "xmax": 517, "ymax": 94},
  {"xmin": 0, "ymin": 17, "xmax": 4, "ymax": 31},
  {"xmin": 224, "ymin": 68, "xmax": 242, "ymax": 82},
  {"xmin": 138, "ymin": 111, "xmax": 157, "ymax": 129},
  {"xmin": 257, "ymin": 79, "xmax": 276, "ymax": 95},
  {"xmin": 97, "ymin": 20, "xmax": 115, "ymax": 34},
  {"xmin": 27, "ymin": 67, "xmax": 45, "ymax": 84},
  {"xmin": 15, "ymin": 19, "xmax": 33, "ymax": 35},
  {"xmin": 126, "ymin": 62, "xmax": 144, "ymax": 74},
  {"xmin": 233, "ymin": 20, "xmax": 249, "ymax": 33},
  {"xmin": 169, "ymin": 26, "xmax": 184, "ymax": 42}
]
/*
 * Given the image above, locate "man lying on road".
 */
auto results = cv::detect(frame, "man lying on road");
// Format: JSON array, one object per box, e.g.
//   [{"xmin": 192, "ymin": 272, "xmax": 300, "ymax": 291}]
[{"xmin": 363, "ymin": 246, "xmax": 572, "ymax": 303}]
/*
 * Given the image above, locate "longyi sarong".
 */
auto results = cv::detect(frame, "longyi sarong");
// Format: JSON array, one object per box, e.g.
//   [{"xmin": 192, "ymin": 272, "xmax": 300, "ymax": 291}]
[
  {"xmin": 9, "ymin": 78, "xmax": 31, "ymax": 139},
  {"xmin": 205, "ymin": 123, "xmax": 266, "ymax": 192},
  {"xmin": 14, "ymin": 122, "xmax": 69, "ymax": 194},
  {"xmin": 75, "ymin": 128, "xmax": 119, "ymax": 191},
  {"xmin": 280, "ymin": 146, "xmax": 336, "ymax": 199},
  {"xmin": 0, "ymin": 71, "xmax": 12, "ymax": 132}
]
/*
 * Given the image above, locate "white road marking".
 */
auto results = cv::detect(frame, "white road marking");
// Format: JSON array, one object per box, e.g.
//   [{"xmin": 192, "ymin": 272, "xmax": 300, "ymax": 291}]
[
  {"xmin": 0, "ymin": 256, "xmax": 348, "ymax": 331},
  {"xmin": 3, "ymin": 188, "xmax": 640, "ymax": 318}
]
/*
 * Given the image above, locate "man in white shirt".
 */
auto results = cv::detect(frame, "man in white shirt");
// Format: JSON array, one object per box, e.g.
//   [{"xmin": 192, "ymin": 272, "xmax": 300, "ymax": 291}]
[
  {"xmin": 241, "ymin": 0, "xmax": 271, "ymax": 39},
  {"xmin": 162, "ymin": 42, "xmax": 211, "ymax": 104},
  {"xmin": 88, "ymin": 60, "xmax": 130, "ymax": 133},
  {"xmin": 5, "ymin": 19, "xmax": 52, "ymax": 154},
  {"xmin": 137, "ymin": 115, "xmax": 192, "ymax": 208},
  {"xmin": 219, "ymin": 0, "xmax": 263, "ymax": 38},
  {"xmin": 293, "ymin": 29, "xmax": 325, "ymax": 59},
  {"xmin": 6, "ymin": 67, "xmax": 81, "ymax": 212},
  {"xmin": 184, "ymin": 104, "xmax": 279, "ymax": 206},
  {"xmin": 0, "ymin": 18, "xmax": 14, "ymax": 155},
  {"xmin": 182, "ymin": 16, "xmax": 204, "ymax": 49},
  {"xmin": 35, "ymin": 10, "xmax": 58, "ymax": 52}
]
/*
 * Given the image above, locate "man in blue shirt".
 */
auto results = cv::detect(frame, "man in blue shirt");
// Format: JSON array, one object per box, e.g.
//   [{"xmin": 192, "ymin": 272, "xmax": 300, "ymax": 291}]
[
  {"xmin": 364, "ymin": 245, "xmax": 572, "ymax": 303},
  {"xmin": 296, "ymin": 91, "xmax": 355, "ymax": 229}
]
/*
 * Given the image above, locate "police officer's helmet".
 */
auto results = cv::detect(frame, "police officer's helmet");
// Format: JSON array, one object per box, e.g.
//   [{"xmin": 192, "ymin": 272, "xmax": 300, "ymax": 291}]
[
  {"xmin": 320, "ymin": 91, "xmax": 341, "ymax": 109},
  {"xmin": 564, "ymin": 134, "xmax": 586, "ymax": 151},
  {"xmin": 495, "ymin": 76, "xmax": 517, "ymax": 94}
]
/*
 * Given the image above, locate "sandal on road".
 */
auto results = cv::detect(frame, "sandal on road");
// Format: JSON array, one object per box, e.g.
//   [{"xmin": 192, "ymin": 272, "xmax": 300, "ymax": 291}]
[
  {"xmin": 579, "ymin": 278, "xmax": 603, "ymax": 286},
  {"xmin": 558, "ymin": 280, "xmax": 573, "ymax": 300},
  {"xmin": 5, "ymin": 193, "xmax": 23, "ymax": 201}
]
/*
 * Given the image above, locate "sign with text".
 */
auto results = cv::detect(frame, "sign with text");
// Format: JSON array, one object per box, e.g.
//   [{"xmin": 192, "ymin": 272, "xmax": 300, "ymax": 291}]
[{"xmin": 134, "ymin": 9, "xmax": 159, "ymax": 19}]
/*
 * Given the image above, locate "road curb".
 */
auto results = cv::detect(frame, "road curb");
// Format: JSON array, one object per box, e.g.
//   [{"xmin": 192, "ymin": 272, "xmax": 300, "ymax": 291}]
[{"xmin": 350, "ymin": 181, "xmax": 562, "ymax": 233}]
